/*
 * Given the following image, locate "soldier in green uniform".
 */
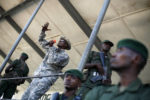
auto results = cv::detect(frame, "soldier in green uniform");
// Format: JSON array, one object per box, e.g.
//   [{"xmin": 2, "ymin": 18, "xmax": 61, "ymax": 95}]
[
  {"xmin": 76, "ymin": 40, "xmax": 113, "ymax": 99},
  {"xmin": 50, "ymin": 69, "xmax": 83, "ymax": 100},
  {"xmin": 84, "ymin": 39, "xmax": 150, "ymax": 100},
  {"xmin": 0, "ymin": 52, "xmax": 29, "ymax": 99}
]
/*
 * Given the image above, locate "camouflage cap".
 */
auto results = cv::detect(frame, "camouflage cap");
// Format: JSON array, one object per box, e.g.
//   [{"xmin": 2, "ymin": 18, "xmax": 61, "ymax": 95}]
[
  {"xmin": 102, "ymin": 40, "xmax": 114, "ymax": 47},
  {"xmin": 65, "ymin": 69, "xmax": 83, "ymax": 81},
  {"xmin": 117, "ymin": 38, "xmax": 148, "ymax": 60},
  {"xmin": 60, "ymin": 36, "xmax": 71, "ymax": 50}
]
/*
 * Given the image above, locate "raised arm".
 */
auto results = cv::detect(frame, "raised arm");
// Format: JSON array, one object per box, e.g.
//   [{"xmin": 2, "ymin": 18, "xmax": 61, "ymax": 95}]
[{"xmin": 38, "ymin": 22, "xmax": 53, "ymax": 50}]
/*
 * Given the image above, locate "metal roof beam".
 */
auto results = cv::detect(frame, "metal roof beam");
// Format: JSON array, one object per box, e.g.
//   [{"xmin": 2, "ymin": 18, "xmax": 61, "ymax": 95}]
[
  {"xmin": 0, "ymin": 49, "xmax": 12, "ymax": 64},
  {"xmin": 0, "ymin": 6, "xmax": 45, "ymax": 58},
  {"xmin": 0, "ymin": 0, "xmax": 39, "ymax": 20},
  {"xmin": 59, "ymin": 0, "xmax": 102, "ymax": 50}
]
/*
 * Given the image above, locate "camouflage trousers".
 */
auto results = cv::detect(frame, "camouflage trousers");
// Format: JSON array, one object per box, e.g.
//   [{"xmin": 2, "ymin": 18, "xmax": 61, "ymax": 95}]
[{"xmin": 21, "ymin": 75, "xmax": 58, "ymax": 100}]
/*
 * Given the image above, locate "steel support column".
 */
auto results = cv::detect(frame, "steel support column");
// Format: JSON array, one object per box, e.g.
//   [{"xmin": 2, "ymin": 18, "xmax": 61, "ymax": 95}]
[
  {"xmin": 0, "ymin": 0, "xmax": 45, "ymax": 74},
  {"xmin": 0, "ymin": 7, "xmax": 45, "ymax": 58},
  {"xmin": 78, "ymin": 0, "xmax": 110, "ymax": 71},
  {"xmin": 0, "ymin": 49, "xmax": 12, "ymax": 64},
  {"xmin": 0, "ymin": 0, "xmax": 39, "ymax": 20}
]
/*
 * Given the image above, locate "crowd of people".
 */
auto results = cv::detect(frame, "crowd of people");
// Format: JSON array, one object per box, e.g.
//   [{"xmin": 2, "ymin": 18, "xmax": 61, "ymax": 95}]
[{"xmin": 0, "ymin": 22, "xmax": 149, "ymax": 100}]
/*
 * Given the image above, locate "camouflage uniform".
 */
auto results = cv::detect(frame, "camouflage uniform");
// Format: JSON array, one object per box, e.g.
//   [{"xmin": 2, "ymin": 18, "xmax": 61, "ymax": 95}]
[
  {"xmin": 0, "ymin": 59, "xmax": 29, "ymax": 99},
  {"xmin": 76, "ymin": 51, "xmax": 111, "ymax": 99},
  {"xmin": 21, "ymin": 32, "xmax": 69, "ymax": 100},
  {"xmin": 84, "ymin": 78, "xmax": 150, "ymax": 100}
]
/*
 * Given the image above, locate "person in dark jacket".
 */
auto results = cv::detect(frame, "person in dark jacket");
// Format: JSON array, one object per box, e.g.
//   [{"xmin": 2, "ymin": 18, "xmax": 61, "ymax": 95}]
[
  {"xmin": 0, "ymin": 52, "xmax": 29, "ymax": 99},
  {"xmin": 76, "ymin": 40, "xmax": 113, "ymax": 99}
]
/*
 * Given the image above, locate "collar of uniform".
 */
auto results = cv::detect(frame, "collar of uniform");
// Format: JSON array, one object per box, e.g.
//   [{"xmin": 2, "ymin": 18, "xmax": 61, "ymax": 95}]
[
  {"xmin": 105, "ymin": 78, "xmax": 142, "ymax": 93},
  {"xmin": 105, "ymin": 85, "xmax": 118, "ymax": 93},
  {"xmin": 55, "ymin": 47, "xmax": 64, "ymax": 52},
  {"xmin": 61, "ymin": 93, "xmax": 76, "ymax": 100},
  {"xmin": 123, "ymin": 78, "xmax": 142, "ymax": 92}
]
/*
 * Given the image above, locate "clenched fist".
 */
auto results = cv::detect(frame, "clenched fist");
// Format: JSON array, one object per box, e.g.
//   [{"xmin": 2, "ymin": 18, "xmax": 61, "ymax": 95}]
[{"xmin": 42, "ymin": 22, "xmax": 51, "ymax": 32}]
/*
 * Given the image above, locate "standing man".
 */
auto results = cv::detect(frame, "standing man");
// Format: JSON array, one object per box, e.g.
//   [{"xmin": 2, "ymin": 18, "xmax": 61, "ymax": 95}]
[
  {"xmin": 50, "ymin": 69, "xmax": 83, "ymax": 100},
  {"xmin": 85, "ymin": 40, "xmax": 114, "ymax": 83},
  {"xmin": 85, "ymin": 39, "xmax": 150, "ymax": 100},
  {"xmin": 76, "ymin": 40, "xmax": 113, "ymax": 99},
  {"xmin": 21, "ymin": 22, "xmax": 71, "ymax": 100},
  {"xmin": 0, "ymin": 53, "xmax": 29, "ymax": 99}
]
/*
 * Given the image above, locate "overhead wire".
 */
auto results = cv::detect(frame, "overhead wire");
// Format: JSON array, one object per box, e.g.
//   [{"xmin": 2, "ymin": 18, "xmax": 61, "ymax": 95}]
[{"xmin": 0, "ymin": 73, "xmax": 64, "ymax": 81}]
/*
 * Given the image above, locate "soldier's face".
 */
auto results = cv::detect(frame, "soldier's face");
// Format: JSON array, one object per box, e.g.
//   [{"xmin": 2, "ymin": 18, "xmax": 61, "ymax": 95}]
[
  {"xmin": 110, "ymin": 47, "xmax": 134, "ymax": 71},
  {"xmin": 20, "ymin": 56, "xmax": 28, "ymax": 61},
  {"xmin": 64, "ymin": 74, "xmax": 81, "ymax": 90},
  {"xmin": 101, "ymin": 43, "xmax": 111, "ymax": 52},
  {"xmin": 57, "ymin": 39, "xmax": 68, "ymax": 49}
]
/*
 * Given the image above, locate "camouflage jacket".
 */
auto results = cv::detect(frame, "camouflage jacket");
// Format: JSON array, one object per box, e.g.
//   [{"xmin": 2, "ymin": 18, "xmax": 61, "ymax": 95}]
[{"xmin": 34, "ymin": 32, "xmax": 69, "ymax": 76}]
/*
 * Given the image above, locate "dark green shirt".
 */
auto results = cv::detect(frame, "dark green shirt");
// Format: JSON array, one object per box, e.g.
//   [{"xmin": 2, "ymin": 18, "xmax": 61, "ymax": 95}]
[
  {"xmin": 84, "ymin": 78, "xmax": 150, "ymax": 100},
  {"xmin": 10, "ymin": 59, "xmax": 29, "ymax": 77},
  {"xmin": 76, "ymin": 51, "xmax": 112, "ymax": 99},
  {"xmin": 86, "ymin": 51, "xmax": 111, "ymax": 78}
]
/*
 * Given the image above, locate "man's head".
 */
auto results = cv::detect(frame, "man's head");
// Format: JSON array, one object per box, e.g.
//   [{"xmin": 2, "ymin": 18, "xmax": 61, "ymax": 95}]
[
  {"xmin": 20, "ymin": 52, "xmax": 28, "ymax": 61},
  {"xmin": 57, "ymin": 36, "xmax": 71, "ymax": 50},
  {"xmin": 64, "ymin": 69, "xmax": 83, "ymax": 90},
  {"xmin": 110, "ymin": 39, "xmax": 148, "ymax": 74},
  {"xmin": 101, "ymin": 40, "xmax": 113, "ymax": 53}
]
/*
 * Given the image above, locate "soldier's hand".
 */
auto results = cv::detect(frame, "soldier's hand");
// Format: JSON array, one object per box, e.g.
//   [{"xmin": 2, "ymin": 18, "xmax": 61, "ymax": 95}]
[
  {"xmin": 48, "ymin": 40, "xmax": 56, "ymax": 46},
  {"xmin": 84, "ymin": 63, "xmax": 97, "ymax": 69},
  {"xmin": 96, "ymin": 64, "xmax": 104, "ymax": 75},
  {"xmin": 102, "ymin": 78, "xmax": 111, "ymax": 85},
  {"xmin": 42, "ymin": 22, "xmax": 51, "ymax": 32}
]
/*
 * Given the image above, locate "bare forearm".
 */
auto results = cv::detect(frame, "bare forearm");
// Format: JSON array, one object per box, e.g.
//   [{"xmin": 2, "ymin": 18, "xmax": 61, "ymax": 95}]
[
  {"xmin": 84, "ymin": 63, "xmax": 97, "ymax": 69},
  {"xmin": 39, "ymin": 31, "xmax": 46, "ymax": 41}
]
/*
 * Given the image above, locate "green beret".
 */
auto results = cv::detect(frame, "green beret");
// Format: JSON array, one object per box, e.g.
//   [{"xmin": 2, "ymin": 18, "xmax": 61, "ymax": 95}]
[
  {"xmin": 117, "ymin": 39, "xmax": 148, "ymax": 60},
  {"xmin": 21, "ymin": 52, "xmax": 28, "ymax": 59},
  {"xmin": 103, "ymin": 40, "xmax": 114, "ymax": 47},
  {"xmin": 65, "ymin": 69, "xmax": 83, "ymax": 81},
  {"xmin": 60, "ymin": 36, "xmax": 71, "ymax": 50}
]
